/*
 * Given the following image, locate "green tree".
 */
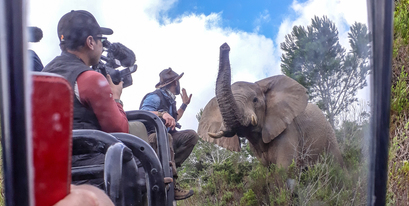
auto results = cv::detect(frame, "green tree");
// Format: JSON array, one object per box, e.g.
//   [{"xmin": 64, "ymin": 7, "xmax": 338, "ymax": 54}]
[{"xmin": 280, "ymin": 16, "xmax": 370, "ymax": 128}]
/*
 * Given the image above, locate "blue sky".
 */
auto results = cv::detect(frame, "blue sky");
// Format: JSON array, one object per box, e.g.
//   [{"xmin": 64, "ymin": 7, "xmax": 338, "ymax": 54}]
[
  {"xmin": 28, "ymin": 0, "xmax": 368, "ymax": 130},
  {"xmin": 166, "ymin": 0, "xmax": 301, "ymax": 41}
]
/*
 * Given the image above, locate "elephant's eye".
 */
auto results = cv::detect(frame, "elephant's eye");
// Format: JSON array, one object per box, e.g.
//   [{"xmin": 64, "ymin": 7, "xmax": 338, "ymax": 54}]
[{"xmin": 253, "ymin": 97, "xmax": 258, "ymax": 103}]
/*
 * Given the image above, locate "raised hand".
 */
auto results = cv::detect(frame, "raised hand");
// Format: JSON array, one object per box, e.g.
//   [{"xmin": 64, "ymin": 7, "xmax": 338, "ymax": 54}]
[{"xmin": 180, "ymin": 88, "xmax": 192, "ymax": 105}]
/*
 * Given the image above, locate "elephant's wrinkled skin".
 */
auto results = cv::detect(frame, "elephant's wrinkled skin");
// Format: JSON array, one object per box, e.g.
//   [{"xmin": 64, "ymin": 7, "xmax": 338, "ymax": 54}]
[{"xmin": 198, "ymin": 43, "xmax": 343, "ymax": 169}]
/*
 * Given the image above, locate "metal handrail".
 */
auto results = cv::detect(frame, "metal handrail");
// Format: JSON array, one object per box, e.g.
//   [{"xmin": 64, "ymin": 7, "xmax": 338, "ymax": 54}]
[
  {"xmin": 111, "ymin": 133, "xmax": 167, "ymax": 206},
  {"xmin": 126, "ymin": 110, "xmax": 174, "ymax": 205},
  {"xmin": 72, "ymin": 129, "xmax": 168, "ymax": 206}
]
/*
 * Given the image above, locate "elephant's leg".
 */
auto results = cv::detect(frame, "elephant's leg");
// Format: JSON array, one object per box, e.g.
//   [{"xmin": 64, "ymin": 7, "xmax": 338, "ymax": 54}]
[
  {"xmin": 275, "ymin": 144, "xmax": 297, "ymax": 169},
  {"xmin": 268, "ymin": 123, "xmax": 299, "ymax": 169},
  {"xmin": 267, "ymin": 127, "xmax": 299, "ymax": 193}
]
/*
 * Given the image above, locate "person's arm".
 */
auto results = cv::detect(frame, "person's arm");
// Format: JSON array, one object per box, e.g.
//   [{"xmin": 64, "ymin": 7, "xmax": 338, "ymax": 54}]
[
  {"xmin": 177, "ymin": 88, "xmax": 192, "ymax": 121},
  {"xmin": 77, "ymin": 71, "xmax": 128, "ymax": 133},
  {"xmin": 53, "ymin": 184, "xmax": 114, "ymax": 206},
  {"xmin": 141, "ymin": 94, "xmax": 176, "ymax": 130}
]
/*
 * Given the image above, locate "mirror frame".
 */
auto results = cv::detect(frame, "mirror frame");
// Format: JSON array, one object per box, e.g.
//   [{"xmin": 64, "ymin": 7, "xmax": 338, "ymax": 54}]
[{"xmin": 0, "ymin": 0, "xmax": 395, "ymax": 205}]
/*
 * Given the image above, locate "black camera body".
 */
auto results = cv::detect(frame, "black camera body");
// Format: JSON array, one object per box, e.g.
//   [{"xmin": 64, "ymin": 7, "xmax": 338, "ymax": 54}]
[{"xmin": 93, "ymin": 40, "xmax": 137, "ymax": 88}]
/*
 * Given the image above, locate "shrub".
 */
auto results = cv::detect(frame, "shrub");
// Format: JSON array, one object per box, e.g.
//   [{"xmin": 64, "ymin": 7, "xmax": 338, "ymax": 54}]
[
  {"xmin": 391, "ymin": 66, "xmax": 409, "ymax": 114},
  {"xmin": 387, "ymin": 117, "xmax": 409, "ymax": 204},
  {"xmin": 394, "ymin": 0, "xmax": 409, "ymax": 45},
  {"xmin": 240, "ymin": 189, "xmax": 257, "ymax": 206}
]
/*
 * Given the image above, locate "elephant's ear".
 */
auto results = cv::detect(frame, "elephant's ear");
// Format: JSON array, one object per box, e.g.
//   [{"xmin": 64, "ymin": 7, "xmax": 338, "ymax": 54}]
[
  {"xmin": 197, "ymin": 97, "xmax": 241, "ymax": 152},
  {"xmin": 256, "ymin": 75, "xmax": 308, "ymax": 144}
]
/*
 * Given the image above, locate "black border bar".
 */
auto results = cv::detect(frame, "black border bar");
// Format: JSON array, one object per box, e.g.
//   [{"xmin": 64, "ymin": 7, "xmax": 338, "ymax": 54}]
[
  {"xmin": 367, "ymin": 0, "xmax": 394, "ymax": 205},
  {"xmin": 0, "ymin": 0, "xmax": 32, "ymax": 205}
]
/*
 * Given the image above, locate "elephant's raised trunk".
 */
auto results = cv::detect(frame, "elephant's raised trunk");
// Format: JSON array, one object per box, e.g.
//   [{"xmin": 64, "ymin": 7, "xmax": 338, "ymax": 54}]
[{"xmin": 215, "ymin": 43, "xmax": 243, "ymax": 134}]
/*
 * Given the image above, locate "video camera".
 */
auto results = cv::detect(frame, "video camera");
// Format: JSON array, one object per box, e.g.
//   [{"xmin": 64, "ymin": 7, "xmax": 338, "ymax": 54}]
[{"xmin": 93, "ymin": 40, "xmax": 137, "ymax": 88}]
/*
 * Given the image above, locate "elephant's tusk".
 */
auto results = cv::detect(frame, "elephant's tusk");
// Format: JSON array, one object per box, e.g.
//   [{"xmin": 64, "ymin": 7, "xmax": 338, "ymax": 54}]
[
  {"xmin": 251, "ymin": 115, "xmax": 258, "ymax": 126},
  {"xmin": 208, "ymin": 131, "xmax": 224, "ymax": 139}
]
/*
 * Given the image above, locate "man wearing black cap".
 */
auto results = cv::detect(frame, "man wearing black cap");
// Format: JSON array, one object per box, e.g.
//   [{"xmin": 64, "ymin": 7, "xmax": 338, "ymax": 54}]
[
  {"xmin": 42, "ymin": 11, "xmax": 147, "ymax": 189},
  {"xmin": 140, "ymin": 68, "xmax": 199, "ymax": 200},
  {"xmin": 43, "ymin": 10, "xmax": 129, "ymax": 133}
]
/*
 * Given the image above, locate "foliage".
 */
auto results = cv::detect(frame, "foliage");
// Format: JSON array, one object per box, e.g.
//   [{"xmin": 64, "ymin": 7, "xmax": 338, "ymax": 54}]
[
  {"xmin": 389, "ymin": 1, "xmax": 409, "ymax": 202},
  {"xmin": 295, "ymin": 156, "xmax": 360, "ymax": 206},
  {"xmin": 394, "ymin": 0, "xmax": 409, "ymax": 46},
  {"xmin": 196, "ymin": 108, "xmax": 203, "ymax": 122},
  {"xmin": 240, "ymin": 189, "xmax": 257, "ymax": 206},
  {"xmin": 0, "ymin": 145, "xmax": 3, "ymax": 206},
  {"xmin": 392, "ymin": 0, "xmax": 409, "ymax": 87},
  {"xmin": 387, "ymin": 115, "xmax": 409, "ymax": 205},
  {"xmin": 0, "ymin": 119, "xmax": 3, "ymax": 205},
  {"xmin": 178, "ymin": 151, "xmax": 368, "ymax": 206},
  {"xmin": 391, "ymin": 66, "xmax": 409, "ymax": 114},
  {"xmin": 335, "ymin": 106, "xmax": 370, "ymax": 170},
  {"xmin": 280, "ymin": 15, "xmax": 370, "ymax": 128},
  {"xmin": 178, "ymin": 138, "xmax": 254, "ymax": 206}
]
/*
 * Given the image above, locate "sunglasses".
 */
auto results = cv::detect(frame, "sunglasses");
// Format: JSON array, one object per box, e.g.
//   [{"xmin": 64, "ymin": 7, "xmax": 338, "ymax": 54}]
[{"xmin": 94, "ymin": 36, "xmax": 107, "ymax": 43}]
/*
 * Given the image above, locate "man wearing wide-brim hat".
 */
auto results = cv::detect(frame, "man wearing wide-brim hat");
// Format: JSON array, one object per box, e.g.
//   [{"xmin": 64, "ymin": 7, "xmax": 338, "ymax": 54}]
[{"xmin": 140, "ymin": 68, "xmax": 199, "ymax": 200}]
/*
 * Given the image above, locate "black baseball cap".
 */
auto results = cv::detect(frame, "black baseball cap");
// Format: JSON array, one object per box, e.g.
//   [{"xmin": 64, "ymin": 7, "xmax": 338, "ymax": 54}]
[{"xmin": 57, "ymin": 10, "xmax": 113, "ymax": 45}]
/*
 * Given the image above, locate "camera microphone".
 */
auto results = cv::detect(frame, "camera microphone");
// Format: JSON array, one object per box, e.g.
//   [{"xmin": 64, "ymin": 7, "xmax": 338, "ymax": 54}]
[
  {"xmin": 28, "ymin": 27, "xmax": 43, "ymax": 43},
  {"xmin": 96, "ymin": 40, "xmax": 138, "ymax": 88},
  {"xmin": 103, "ymin": 41, "xmax": 136, "ymax": 67}
]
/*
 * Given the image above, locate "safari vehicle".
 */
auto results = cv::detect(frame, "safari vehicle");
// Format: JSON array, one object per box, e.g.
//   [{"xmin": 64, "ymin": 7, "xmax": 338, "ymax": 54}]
[{"xmin": 0, "ymin": 0, "xmax": 394, "ymax": 205}]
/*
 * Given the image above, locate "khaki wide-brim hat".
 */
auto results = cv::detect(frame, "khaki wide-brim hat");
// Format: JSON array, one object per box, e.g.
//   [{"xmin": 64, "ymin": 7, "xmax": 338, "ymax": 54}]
[{"xmin": 155, "ymin": 68, "xmax": 184, "ymax": 88}]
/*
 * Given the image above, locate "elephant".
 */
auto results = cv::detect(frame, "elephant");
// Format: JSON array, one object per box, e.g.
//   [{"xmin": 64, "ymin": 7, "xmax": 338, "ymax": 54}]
[{"xmin": 197, "ymin": 43, "xmax": 343, "ymax": 169}]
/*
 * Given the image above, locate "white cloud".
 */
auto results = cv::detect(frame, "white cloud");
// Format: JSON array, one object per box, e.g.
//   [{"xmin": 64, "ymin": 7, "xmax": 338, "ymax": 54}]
[
  {"xmin": 275, "ymin": 0, "xmax": 368, "ymax": 54},
  {"xmin": 27, "ymin": 0, "xmax": 277, "ymax": 131},
  {"xmin": 274, "ymin": 0, "xmax": 370, "ymax": 103},
  {"xmin": 253, "ymin": 10, "xmax": 271, "ymax": 33}
]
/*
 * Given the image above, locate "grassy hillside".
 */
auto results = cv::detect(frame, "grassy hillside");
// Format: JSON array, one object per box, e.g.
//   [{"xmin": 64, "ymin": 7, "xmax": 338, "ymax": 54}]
[
  {"xmin": 387, "ymin": 0, "xmax": 409, "ymax": 204},
  {"xmin": 177, "ymin": 111, "xmax": 370, "ymax": 206}
]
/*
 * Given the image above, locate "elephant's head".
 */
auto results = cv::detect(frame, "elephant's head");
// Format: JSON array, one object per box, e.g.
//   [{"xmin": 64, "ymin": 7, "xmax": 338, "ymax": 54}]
[{"xmin": 198, "ymin": 43, "xmax": 309, "ymax": 151}]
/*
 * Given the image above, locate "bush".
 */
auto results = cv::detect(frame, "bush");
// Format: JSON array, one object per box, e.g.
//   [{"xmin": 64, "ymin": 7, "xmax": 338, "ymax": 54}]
[
  {"xmin": 240, "ymin": 189, "xmax": 257, "ymax": 206},
  {"xmin": 387, "ymin": 118, "xmax": 409, "ymax": 204},
  {"xmin": 394, "ymin": 0, "xmax": 409, "ymax": 45},
  {"xmin": 391, "ymin": 66, "xmax": 409, "ymax": 114},
  {"xmin": 392, "ymin": 0, "xmax": 409, "ymax": 87},
  {"xmin": 388, "ymin": 1, "xmax": 409, "ymax": 204}
]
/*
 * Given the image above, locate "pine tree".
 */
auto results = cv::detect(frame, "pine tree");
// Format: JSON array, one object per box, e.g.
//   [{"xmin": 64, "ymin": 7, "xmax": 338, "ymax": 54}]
[{"xmin": 281, "ymin": 16, "xmax": 370, "ymax": 128}]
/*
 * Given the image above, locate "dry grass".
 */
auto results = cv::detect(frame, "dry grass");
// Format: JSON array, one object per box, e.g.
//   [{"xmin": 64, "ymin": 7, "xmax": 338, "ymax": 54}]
[
  {"xmin": 0, "ymin": 132, "xmax": 4, "ymax": 205},
  {"xmin": 387, "ymin": 113, "xmax": 409, "ymax": 205}
]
